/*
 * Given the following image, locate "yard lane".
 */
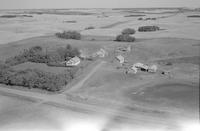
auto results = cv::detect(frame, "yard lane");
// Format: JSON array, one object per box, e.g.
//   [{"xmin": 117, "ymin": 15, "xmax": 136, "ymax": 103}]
[{"xmin": 65, "ymin": 60, "xmax": 106, "ymax": 93}]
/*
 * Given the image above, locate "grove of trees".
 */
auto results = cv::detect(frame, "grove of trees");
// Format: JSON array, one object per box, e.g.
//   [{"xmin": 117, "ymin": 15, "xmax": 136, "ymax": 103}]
[
  {"xmin": 0, "ymin": 44, "xmax": 81, "ymax": 92},
  {"xmin": 5, "ymin": 45, "xmax": 80, "ymax": 66},
  {"xmin": 0, "ymin": 61, "xmax": 77, "ymax": 92},
  {"xmin": 55, "ymin": 31, "xmax": 81, "ymax": 40},
  {"xmin": 121, "ymin": 28, "xmax": 136, "ymax": 35},
  {"xmin": 115, "ymin": 28, "xmax": 136, "ymax": 42},
  {"xmin": 115, "ymin": 34, "xmax": 135, "ymax": 42}
]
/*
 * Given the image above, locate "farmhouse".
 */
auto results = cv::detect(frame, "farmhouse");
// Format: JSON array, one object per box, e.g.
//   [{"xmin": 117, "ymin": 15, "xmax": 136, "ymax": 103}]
[
  {"xmin": 116, "ymin": 55, "xmax": 125, "ymax": 64},
  {"xmin": 133, "ymin": 63, "xmax": 149, "ymax": 71},
  {"xmin": 125, "ymin": 65, "xmax": 137, "ymax": 74},
  {"xmin": 132, "ymin": 63, "xmax": 157, "ymax": 73},
  {"xmin": 65, "ymin": 56, "xmax": 81, "ymax": 66}
]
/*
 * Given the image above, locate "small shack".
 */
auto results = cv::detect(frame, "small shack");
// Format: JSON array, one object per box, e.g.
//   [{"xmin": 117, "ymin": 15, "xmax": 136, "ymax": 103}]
[
  {"xmin": 116, "ymin": 55, "xmax": 125, "ymax": 64},
  {"xmin": 130, "ymin": 66, "xmax": 138, "ymax": 74},
  {"xmin": 148, "ymin": 65, "xmax": 157, "ymax": 73}
]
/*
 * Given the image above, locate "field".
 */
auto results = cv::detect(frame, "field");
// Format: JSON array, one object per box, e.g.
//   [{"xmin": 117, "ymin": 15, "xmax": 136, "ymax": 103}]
[{"xmin": 0, "ymin": 8, "xmax": 199, "ymax": 131}]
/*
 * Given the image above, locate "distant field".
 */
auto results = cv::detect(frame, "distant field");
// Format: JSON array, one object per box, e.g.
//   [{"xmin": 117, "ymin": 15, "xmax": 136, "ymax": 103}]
[
  {"xmin": 0, "ymin": 35, "xmax": 129, "ymax": 60},
  {"xmin": 0, "ymin": 8, "xmax": 200, "ymax": 45},
  {"xmin": 0, "ymin": 36, "xmax": 199, "ymax": 63},
  {"xmin": 156, "ymin": 56, "xmax": 200, "ymax": 65},
  {"xmin": 101, "ymin": 20, "xmax": 131, "ymax": 29},
  {"xmin": 21, "ymin": 10, "xmax": 95, "ymax": 15},
  {"xmin": 0, "ymin": 35, "xmax": 101, "ymax": 60}
]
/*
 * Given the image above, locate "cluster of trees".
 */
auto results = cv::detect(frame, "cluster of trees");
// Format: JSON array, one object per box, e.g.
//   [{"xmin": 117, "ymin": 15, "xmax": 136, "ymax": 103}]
[
  {"xmin": 5, "ymin": 45, "xmax": 80, "ymax": 66},
  {"xmin": 138, "ymin": 26, "xmax": 160, "ymax": 32},
  {"xmin": 55, "ymin": 31, "xmax": 81, "ymax": 40},
  {"xmin": 85, "ymin": 26, "xmax": 95, "ymax": 30},
  {"xmin": 47, "ymin": 45, "xmax": 80, "ymax": 66},
  {"xmin": 0, "ymin": 61, "xmax": 77, "ymax": 92},
  {"xmin": 1, "ymin": 45, "xmax": 81, "ymax": 92},
  {"xmin": 5, "ymin": 46, "xmax": 46, "ymax": 66},
  {"xmin": 115, "ymin": 28, "xmax": 136, "ymax": 42},
  {"xmin": 55, "ymin": 44, "xmax": 80, "ymax": 61},
  {"xmin": 121, "ymin": 28, "xmax": 136, "ymax": 35}
]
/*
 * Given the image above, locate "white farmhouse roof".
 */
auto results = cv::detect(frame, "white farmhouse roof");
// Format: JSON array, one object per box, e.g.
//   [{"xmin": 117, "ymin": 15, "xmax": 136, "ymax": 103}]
[
  {"xmin": 116, "ymin": 55, "xmax": 125, "ymax": 64},
  {"xmin": 133, "ymin": 63, "xmax": 148, "ymax": 70},
  {"xmin": 66, "ymin": 56, "xmax": 80, "ymax": 66}
]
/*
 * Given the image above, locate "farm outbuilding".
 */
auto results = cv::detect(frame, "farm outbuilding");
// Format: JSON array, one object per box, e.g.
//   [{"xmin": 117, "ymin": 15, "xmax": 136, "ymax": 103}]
[
  {"xmin": 133, "ymin": 63, "xmax": 149, "ymax": 71},
  {"xmin": 132, "ymin": 63, "xmax": 157, "ymax": 73},
  {"xmin": 116, "ymin": 55, "xmax": 125, "ymax": 64}
]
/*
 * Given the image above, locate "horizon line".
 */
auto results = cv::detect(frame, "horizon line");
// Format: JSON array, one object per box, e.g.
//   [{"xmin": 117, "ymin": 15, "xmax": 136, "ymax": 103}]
[{"xmin": 0, "ymin": 7, "xmax": 199, "ymax": 10}]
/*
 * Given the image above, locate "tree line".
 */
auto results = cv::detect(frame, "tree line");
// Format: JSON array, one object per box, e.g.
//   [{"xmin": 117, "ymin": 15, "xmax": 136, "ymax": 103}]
[
  {"xmin": 0, "ymin": 44, "xmax": 80, "ymax": 92},
  {"xmin": 0, "ymin": 61, "xmax": 77, "ymax": 92},
  {"xmin": 5, "ymin": 45, "xmax": 80, "ymax": 66}
]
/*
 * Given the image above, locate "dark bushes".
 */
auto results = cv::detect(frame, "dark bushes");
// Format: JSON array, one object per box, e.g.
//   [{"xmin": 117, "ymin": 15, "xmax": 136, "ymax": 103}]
[
  {"xmin": 0, "ymin": 15, "xmax": 33, "ymax": 18},
  {"xmin": 124, "ymin": 15, "xmax": 145, "ymax": 17},
  {"xmin": 5, "ymin": 45, "xmax": 80, "ymax": 66},
  {"xmin": 63, "ymin": 20, "xmax": 77, "ymax": 23},
  {"xmin": 55, "ymin": 31, "xmax": 81, "ymax": 40},
  {"xmin": 1, "ymin": 45, "xmax": 80, "ymax": 92},
  {"xmin": 115, "ymin": 34, "xmax": 135, "ymax": 42},
  {"xmin": 138, "ymin": 26, "xmax": 160, "ymax": 32},
  {"xmin": 0, "ymin": 62, "xmax": 14, "ymax": 84},
  {"xmin": 122, "ymin": 28, "xmax": 136, "ymax": 35},
  {"xmin": 85, "ymin": 26, "xmax": 95, "ymax": 30},
  {"xmin": 138, "ymin": 18, "xmax": 143, "ymax": 20},
  {"xmin": 5, "ymin": 45, "xmax": 46, "ymax": 66},
  {"xmin": 56, "ymin": 44, "xmax": 80, "ymax": 61},
  {"xmin": 115, "ymin": 28, "xmax": 136, "ymax": 42},
  {"xmin": 0, "ymin": 63, "xmax": 76, "ymax": 92}
]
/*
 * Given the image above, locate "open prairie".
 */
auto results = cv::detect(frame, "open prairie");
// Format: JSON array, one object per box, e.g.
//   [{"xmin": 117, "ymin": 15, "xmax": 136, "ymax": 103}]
[{"xmin": 0, "ymin": 8, "xmax": 199, "ymax": 131}]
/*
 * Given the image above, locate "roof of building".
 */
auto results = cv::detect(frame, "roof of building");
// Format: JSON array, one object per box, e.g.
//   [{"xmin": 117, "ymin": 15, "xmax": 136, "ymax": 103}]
[
  {"xmin": 116, "ymin": 55, "xmax": 124, "ymax": 61},
  {"xmin": 133, "ymin": 63, "xmax": 149, "ymax": 70},
  {"xmin": 67, "ymin": 56, "xmax": 80, "ymax": 64}
]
